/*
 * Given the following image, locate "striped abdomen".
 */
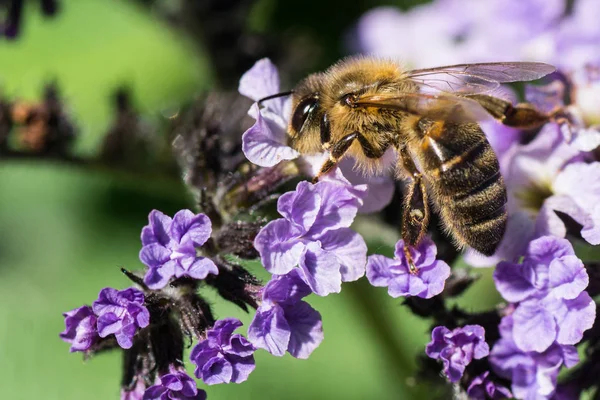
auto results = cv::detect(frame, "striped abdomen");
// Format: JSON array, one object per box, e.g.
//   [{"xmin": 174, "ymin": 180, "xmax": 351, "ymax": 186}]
[{"xmin": 413, "ymin": 118, "xmax": 507, "ymax": 256}]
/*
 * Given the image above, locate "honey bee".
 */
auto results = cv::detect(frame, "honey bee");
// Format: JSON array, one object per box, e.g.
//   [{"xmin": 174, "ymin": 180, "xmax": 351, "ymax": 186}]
[{"xmin": 258, "ymin": 57, "xmax": 555, "ymax": 263}]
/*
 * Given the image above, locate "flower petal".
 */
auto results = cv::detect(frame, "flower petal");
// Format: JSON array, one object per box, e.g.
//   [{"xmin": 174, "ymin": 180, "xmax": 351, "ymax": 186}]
[
  {"xmin": 238, "ymin": 58, "xmax": 283, "ymax": 111},
  {"xmin": 141, "ymin": 210, "xmax": 172, "ymax": 246},
  {"xmin": 548, "ymin": 255, "xmax": 588, "ymax": 300},
  {"xmin": 242, "ymin": 104, "xmax": 299, "ymax": 167},
  {"xmin": 512, "ymin": 300, "xmax": 557, "ymax": 353},
  {"xmin": 298, "ymin": 242, "xmax": 342, "ymax": 296},
  {"xmin": 254, "ymin": 219, "xmax": 305, "ymax": 275},
  {"xmin": 277, "ymin": 181, "xmax": 321, "ymax": 232},
  {"xmin": 171, "ymin": 210, "xmax": 212, "ymax": 246},
  {"xmin": 320, "ymin": 228, "xmax": 367, "ymax": 282},
  {"xmin": 185, "ymin": 257, "xmax": 219, "ymax": 280},
  {"xmin": 284, "ymin": 300, "xmax": 324, "ymax": 359},
  {"xmin": 247, "ymin": 305, "xmax": 291, "ymax": 357},
  {"xmin": 144, "ymin": 260, "xmax": 176, "ymax": 290},
  {"xmin": 365, "ymin": 254, "xmax": 395, "ymax": 287},
  {"xmin": 493, "ymin": 261, "xmax": 537, "ymax": 303},
  {"xmin": 555, "ymin": 291, "xmax": 596, "ymax": 346},
  {"xmin": 139, "ymin": 243, "xmax": 171, "ymax": 269}
]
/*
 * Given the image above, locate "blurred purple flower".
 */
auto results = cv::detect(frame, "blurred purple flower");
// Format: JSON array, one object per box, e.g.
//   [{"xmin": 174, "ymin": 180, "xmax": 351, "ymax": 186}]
[
  {"xmin": 248, "ymin": 270, "xmax": 323, "ymax": 359},
  {"xmin": 555, "ymin": 0, "xmax": 600, "ymax": 70},
  {"xmin": 466, "ymin": 124, "xmax": 600, "ymax": 266},
  {"xmin": 426, "ymin": 324, "xmax": 490, "ymax": 382},
  {"xmin": 490, "ymin": 315, "xmax": 579, "ymax": 400},
  {"xmin": 366, "ymin": 237, "xmax": 450, "ymax": 299},
  {"xmin": 493, "ymin": 236, "xmax": 595, "ymax": 353},
  {"xmin": 143, "ymin": 371, "xmax": 206, "ymax": 400},
  {"xmin": 467, "ymin": 371, "xmax": 513, "ymax": 400},
  {"xmin": 190, "ymin": 318, "xmax": 256, "ymax": 385},
  {"xmin": 526, "ymin": 70, "xmax": 600, "ymax": 151},
  {"xmin": 139, "ymin": 209, "xmax": 218, "ymax": 289},
  {"xmin": 238, "ymin": 58, "xmax": 395, "ymax": 213},
  {"xmin": 60, "ymin": 305, "xmax": 99, "ymax": 352},
  {"xmin": 122, "ymin": 379, "xmax": 146, "ymax": 400},
  {"xmin": 92, "ymin": 287, "xmax": 150, "ymax": 349},
  {"xmin": 354, "ymin": 0, "xmax": 598, "ymax": 71},
  {"xmin": 254, "ymin": 179, "xmax": 367, "ymax": 296}
]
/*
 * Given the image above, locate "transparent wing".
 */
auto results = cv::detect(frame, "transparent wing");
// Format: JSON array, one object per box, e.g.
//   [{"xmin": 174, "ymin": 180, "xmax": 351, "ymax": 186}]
[
  {"xmin": 406, "ymin": 62, "xmax": 556, "ymax": 94},
  {"xmin": 351, "ymin": 92, "xmax": 491, "ymax": 123}
]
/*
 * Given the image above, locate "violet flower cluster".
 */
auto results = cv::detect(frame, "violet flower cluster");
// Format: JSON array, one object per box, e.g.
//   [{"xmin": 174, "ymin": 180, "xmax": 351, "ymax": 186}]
[
  {"xmin": 490, "ymin": 236, "xmax": 595, "ymax": 398},
  {"xmin": 426, "ymin": 324, "xmax": 490, "ymax": 383},
  {"xmin": 62, "ymin": 210, "xmax": 260, "ymax": 400},
  {"xmin": 139, "ymin": 209, "xmax": 218, "ymax": 289},
  {"xmin": 60, "ymin": 287, "xmax": 149, "ymax": 351}
]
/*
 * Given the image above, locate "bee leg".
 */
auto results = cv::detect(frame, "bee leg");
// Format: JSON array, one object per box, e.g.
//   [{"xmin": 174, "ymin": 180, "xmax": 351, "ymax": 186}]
[
  {"xmin": 398, "ymin": 147, "xmax": 430, "ymax": 274},
  {"xmin": 313, "ymin": 131, "xmax": 358, "ymax": 182},
  {"xmin": 467, "ymin": 94, "xmax": 551, "ymax": 130}
]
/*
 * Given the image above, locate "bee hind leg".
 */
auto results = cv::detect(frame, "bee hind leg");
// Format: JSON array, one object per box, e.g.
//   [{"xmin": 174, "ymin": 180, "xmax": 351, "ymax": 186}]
[
  {"xmin": 397, "ymin": 147, "xmax": 430, "ymax": 274},
  {"xmin": 466, "ymin": 94, "xmax": 551, "ymax": 130},
  {"xmin": 401, "ymin": 175, "xmax": 430, "ymax": 274}
]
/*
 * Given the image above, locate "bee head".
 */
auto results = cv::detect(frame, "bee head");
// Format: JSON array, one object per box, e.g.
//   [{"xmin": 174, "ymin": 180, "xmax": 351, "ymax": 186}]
[{"xmin": 287, "ymin": 73, "xmax": 326, "ymax": 153}]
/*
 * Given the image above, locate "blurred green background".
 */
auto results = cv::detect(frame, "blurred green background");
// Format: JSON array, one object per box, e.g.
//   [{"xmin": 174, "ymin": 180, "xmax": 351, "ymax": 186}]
[{"xmin": 0, "ymin": 1, "xmax": 501, "ymax": 399}]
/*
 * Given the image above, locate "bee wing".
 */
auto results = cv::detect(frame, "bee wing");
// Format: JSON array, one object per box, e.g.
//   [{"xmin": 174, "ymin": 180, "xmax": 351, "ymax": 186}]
[
  {"xmin": 353, "ymin": 92, "xmax": 491, "ymax": 123},
  {"xmin": 406, "ymin": 62, "xmax": 556, "ymax": 94}
]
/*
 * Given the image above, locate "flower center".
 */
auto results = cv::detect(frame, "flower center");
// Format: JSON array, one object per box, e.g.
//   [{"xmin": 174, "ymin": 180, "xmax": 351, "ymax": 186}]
[{"xmin": 515, "ymin": 181, "xmax": 553, "ymax": 215}]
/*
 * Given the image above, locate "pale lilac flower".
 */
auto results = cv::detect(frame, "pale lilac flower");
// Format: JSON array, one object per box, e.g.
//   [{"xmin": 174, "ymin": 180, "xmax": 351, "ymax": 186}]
[
  {"xmin": 238, "ymin": 58, "xmax": 395, "ymax": 213},
  {"xmin": 555, "ymin": 0, "xmax": 600, "ymax": 70},
  {"xmin": 490, "ymin": 315, "xmax": 579, "ymax": 400},
  {"xmin": 526, "ymin": 70, "xmax": 600, "ymax": 151},
  {"xmin": 425, "ymin": 324, "xmax": 490, "ymax": 382},
  {"xmin": 139, "ymin": 209, "xmax": 218, "ymax": 289},
  {"xmin": 254, "ymin": 179, "xmax": 367, "ymax": 296},
  {"xmin": 190, "ymin": 318, "xmax": 256, "ymax": 385},
  {"xmin": 92, "ymin": 287, "xmax": 150, "ymax": 349},
  {"xmin": 493, "ymin": 236, "xmax": 596, "ymax": 353},
  {"xmin": 59, "ymin": 305, "xmax": 99, "ymax": 352},
  {"xmin": 467, "ymin": 371, "xmax": 513, "ymax": 400},
  {"xmin": 248, "ymin": 270, "xmax": 323, "ymax": 359},
  {"xmin": 143, "ymin": 371, "xmax": 206, "ymax": 400},
  {"xmin": 366, "ymin": 237, "xmax": 450, "ymax": 299}
]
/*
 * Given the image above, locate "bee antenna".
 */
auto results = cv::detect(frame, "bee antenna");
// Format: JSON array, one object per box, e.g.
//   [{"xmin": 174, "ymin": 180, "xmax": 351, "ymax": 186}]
[{"xmin": 257, "ymin": 91, "xmax": 294, "ymax": 106}]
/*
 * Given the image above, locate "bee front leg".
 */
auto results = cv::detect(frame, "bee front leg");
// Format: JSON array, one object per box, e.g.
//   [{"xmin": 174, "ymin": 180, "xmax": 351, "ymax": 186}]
[{"xmin": 313, "ymin": 131, "xmax": 358, "ymax": 183}]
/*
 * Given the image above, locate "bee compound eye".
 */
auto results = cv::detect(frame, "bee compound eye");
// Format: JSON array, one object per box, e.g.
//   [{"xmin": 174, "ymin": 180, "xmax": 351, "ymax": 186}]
[{"xmin": 291, "ymin": 96, "xmax": 319, "ymax": 133}]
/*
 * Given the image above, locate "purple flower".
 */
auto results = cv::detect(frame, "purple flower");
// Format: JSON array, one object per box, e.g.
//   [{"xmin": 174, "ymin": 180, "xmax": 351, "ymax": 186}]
[
  {"xmin": 490, "ymin": 315, "xmax": 579, "ymax": 400},
  {"xmin": 354, "ymin": 0, "xmax": 594, "ymax": 71},
  {"xmin": 190, "ymin": 318, "xmax": 256, "ymax": 385},
  {"xmin": 238, "ymin": 58, "xmax": 395, "ymax": 213},
  {"xmin": 254, "ymin": 179, "xmax": 367, "ymax": 296},
  {"xmin": 139, "ymin": 209, "xmax": 218, "ymax": 289},
  {"xmin": 366, "ymin": 237, "xmax": 451, "ymax": 299},
  {"xmin": 425, "ymin": 324, "xmax": 490, "ymax": 383},
  {"xmin": 143, "ymin": 371, "xmax": 206, "ymax": 400},
  {"xmin": 248, "ymin": 270, "xmax": 323, "ymax": 359},
  {"xmin": 494, "ymin": 236, "xmax": 596, "ymax": 353},
  {"xmin": 92, "ymin": 287, "xmax": 150, "ymax": 349},
  {"xmin": 121, "ymin": 379, "xmax": 146, "ymax": 400},
  {"xmin": 59, "ymin": 305, "xmax": 99, "ymax": 352},
  {"xmin": 467, "ymin": 371, "xmax": 513, "ymax": 400}
]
